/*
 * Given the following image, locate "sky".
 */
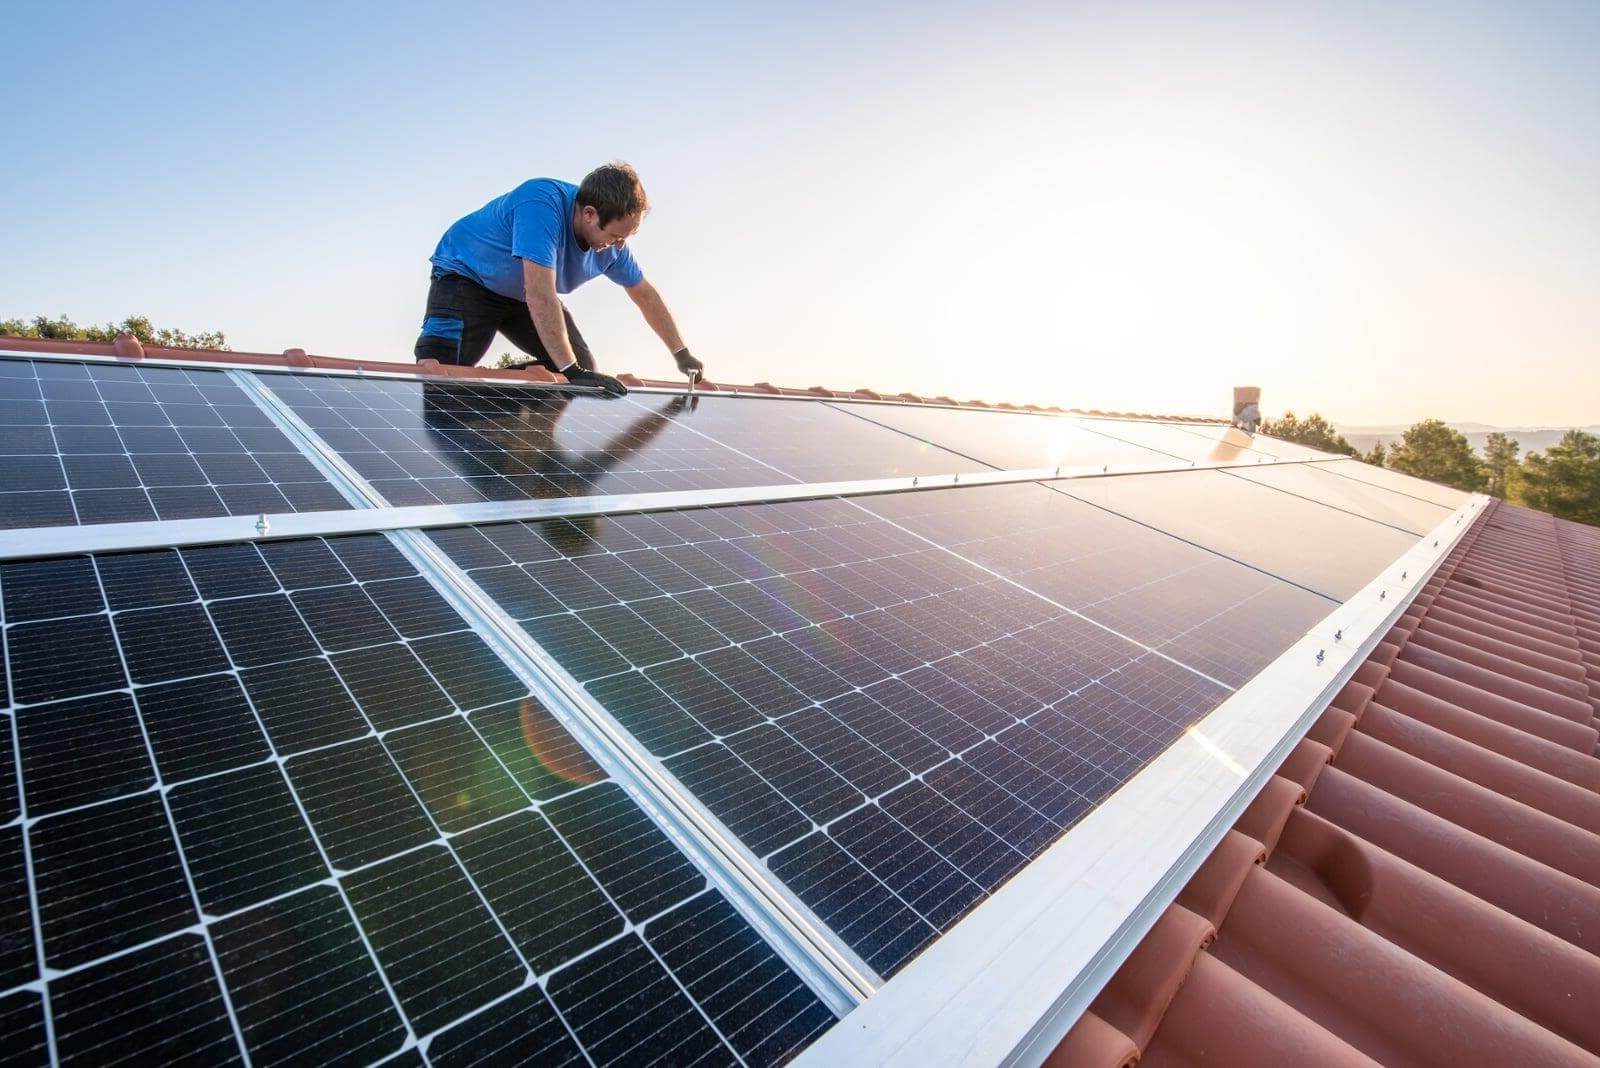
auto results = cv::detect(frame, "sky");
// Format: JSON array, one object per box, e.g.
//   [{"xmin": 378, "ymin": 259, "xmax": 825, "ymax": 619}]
[{"xmin": 2, "ymin": 0, "xmax": 1596, "ymax": 427}]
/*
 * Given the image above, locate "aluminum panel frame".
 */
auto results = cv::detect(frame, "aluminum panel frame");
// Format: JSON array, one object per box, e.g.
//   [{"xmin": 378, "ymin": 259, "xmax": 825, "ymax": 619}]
[{"xmin": 0, "ymin": 456, "xmax": 1345, "ymax": 562}]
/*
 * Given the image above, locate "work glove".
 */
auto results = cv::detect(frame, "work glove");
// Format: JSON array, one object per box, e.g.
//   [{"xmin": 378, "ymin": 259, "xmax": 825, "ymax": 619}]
[
  {"xmin": 673, "ymin": 347, "xmax": 704, "ymax": 381},
  {"xmin": 562, "ymin": 366, "xmax": 628, "ymax": 397}
]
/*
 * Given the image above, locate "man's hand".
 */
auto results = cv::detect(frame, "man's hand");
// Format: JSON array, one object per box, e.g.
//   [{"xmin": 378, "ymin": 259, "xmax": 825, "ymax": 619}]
[
  {"xmin": 562, "ymin": 366, "xmax": 629, "ymax": 397},
  {"xmin": 673, "ymin": 347, "xmax": 704, "ymax": 381}
]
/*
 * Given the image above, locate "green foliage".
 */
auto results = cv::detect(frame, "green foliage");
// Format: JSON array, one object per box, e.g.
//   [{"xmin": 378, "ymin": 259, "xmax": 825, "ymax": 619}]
[
  {"xmin": 1362, "ymin": 441, "xmax": 1387, "ymax": 467},
  {"xmin": 1387, "ymin": 419, "xmax": 1487, "ymax": 492},
  {"xmin": 1508, "ymin": 430, "xmax": 1600, "ymax": 526},
  {"xmin": 0, "ymin": 313, "xmax": 227, "ymax": 351},
  {"xmin": 1257, "ymin": 411, "xmax": 1358, "ymax": 457},
  {"xmin": 1481, "ymin": 432, "xmax": 1520, "ymax": 499}
]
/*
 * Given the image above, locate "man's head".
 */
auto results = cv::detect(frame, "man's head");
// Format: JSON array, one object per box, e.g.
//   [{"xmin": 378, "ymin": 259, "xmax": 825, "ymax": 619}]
[{"xmin": 575, "ymin": 161, "xmax": 648, "ymax": 252}]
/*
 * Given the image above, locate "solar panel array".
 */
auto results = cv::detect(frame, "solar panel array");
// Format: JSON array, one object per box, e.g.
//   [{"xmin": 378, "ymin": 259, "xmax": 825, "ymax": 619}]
[
  {"xmin": 0, "ymin": 532, "xmax": 834, "ymax": 1066},
  {"xmin": 0, "ymin": 354, "xmax": 1455, "ymax": 1065},
  {"xmin": 260, "ymin": 375, "xmax": 987, "ymax": 505},
  {"xmin": 0, "ymin": 358, "xmax": 351, "ymax": 528},
  {"xmin": 426, "ymin": 483, "xmax": 1343, "ymax": 975}
]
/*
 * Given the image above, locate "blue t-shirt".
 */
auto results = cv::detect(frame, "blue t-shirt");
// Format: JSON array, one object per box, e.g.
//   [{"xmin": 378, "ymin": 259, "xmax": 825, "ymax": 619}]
[{"xmin": 429, "ymin": 178, "xmax": 645, "ymax": 299}]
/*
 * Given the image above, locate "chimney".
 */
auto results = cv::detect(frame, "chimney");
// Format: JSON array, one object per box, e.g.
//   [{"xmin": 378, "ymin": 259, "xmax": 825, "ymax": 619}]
[{"xmin": 1232, "ymin": 386, "xmax": 1261, "ymax": 433}]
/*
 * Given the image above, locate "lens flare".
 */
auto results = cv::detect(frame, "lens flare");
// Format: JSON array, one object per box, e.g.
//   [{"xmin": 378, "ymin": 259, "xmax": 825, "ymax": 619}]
[{"xmin": 519, "ymin": 697, "xmax": 605, "ymax": 787}]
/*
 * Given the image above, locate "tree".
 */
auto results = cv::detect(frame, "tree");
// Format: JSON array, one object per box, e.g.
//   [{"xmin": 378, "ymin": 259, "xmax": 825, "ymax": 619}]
[
  {"xmin": 1362, "ymin": 441, "xmax": 1388, "ymax": 467},
  {"xmin": 1508, "ymin": 430, "xmax": 1600, "ymax": 526},
  {"xmin": 0, "ymin": 313, "xmax": 227, "ymax": 351},
  {"xmin": 1481, "ymin": 431, "xmax": 1520, "ymax": 499},
  {"xmin": 1257, "ymin": 411, "xmax": 1358, "ymax": 457},
  {"xmin": 1387, "ymin": 419, "xmax": 1487, "ymax": 492}
]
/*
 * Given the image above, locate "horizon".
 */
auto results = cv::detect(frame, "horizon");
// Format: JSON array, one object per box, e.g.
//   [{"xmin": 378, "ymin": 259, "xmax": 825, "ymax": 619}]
[{"xmin": 3, "ymin": 1, "xmax": 1596, "ymax": 427}]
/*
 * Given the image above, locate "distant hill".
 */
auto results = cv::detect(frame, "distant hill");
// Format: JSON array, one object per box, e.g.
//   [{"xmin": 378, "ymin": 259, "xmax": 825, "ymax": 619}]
[{"xmin": 1338, "ymin": 423, "xmax": 1600, "ymax": 458}]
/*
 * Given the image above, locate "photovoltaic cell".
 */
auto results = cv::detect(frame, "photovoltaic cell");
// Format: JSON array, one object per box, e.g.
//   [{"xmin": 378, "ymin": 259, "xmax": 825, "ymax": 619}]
[
  {"xmin": 0, "ymin": 357, "xmax": 352, "ymax": 528},
  {"xmin": 211, "ymin": 884, "xmax": 407, "ymax": 1066},
  {"xmin": 0, "ymin": 990, "xmax": 47, "ymax": 1068},
  {"xmin": 49, "ymin": 934, "xmax": 241, "ymax": 1064},
  {"xmin": 428, "ymin": 984, "xmax": 584, "ymax": 1067},
  {"xmin": 0, "ymin": 533, "xmax": 834, "ymax": 1065},
  {"xmin": 429, "ymin": 492, "xmax": 1242, "ymax": 978},
  {"xmin": 258, "ymin": 373, "xmax": 987, "ymax": 505}
]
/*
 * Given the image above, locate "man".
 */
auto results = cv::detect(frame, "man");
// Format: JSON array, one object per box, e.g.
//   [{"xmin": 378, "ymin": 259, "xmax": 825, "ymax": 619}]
[{"xmin": 415, "ymin": 162, "xmax": 704, "ymax": 397}]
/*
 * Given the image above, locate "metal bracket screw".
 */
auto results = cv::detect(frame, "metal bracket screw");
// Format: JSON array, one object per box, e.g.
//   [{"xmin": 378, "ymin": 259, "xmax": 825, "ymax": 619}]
[
  {"xmin": 1379, "ymin": 590, "xmax": 1387, "ymax": 601},
  {"xmin": 254, "ymin": 513, "xmax": 270, "ymax": 535},
  {"xmin": 1316, "ymin": 649, "xmax": 1326, "ymax": 665},
  {"xmin": 1334, "ymin": 629, "xmax": 1343, "ymax": 642}
]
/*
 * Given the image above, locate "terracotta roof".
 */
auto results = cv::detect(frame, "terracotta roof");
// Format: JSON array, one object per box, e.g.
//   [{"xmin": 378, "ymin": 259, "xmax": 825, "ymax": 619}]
[
  {"xmin": 1048, "ymin": 499, "xmax": 1600, "ymax": 1067},
  {"xmin": 0, "ymin": 335, "xmax": 1231, "ymax": 424}
]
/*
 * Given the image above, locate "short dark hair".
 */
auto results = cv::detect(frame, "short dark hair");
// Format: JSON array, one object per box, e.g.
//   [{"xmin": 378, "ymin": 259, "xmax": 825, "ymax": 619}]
[{"xmin": 577, "ymin": 161, "xmax": 649, "ymax": 226}]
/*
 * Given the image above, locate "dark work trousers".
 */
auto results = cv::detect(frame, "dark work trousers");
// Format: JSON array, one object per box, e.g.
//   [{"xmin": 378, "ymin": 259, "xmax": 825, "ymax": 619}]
[{"xmin": 414, "ymin": 268, "xmax": 595, "ymax": 371}]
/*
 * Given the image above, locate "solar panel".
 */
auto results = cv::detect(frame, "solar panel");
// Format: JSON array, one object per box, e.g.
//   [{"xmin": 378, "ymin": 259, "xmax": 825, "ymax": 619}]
[
  {"xmin": 428, "ymin": 492, "xmax": 1253, "ymax": 977},
  {"xmin": 1225, "ymin": 460, "xmax": 1453, "ymax": 534},
  {"xmin": 0, "ymin": 533, "xmax": 835, "ymax": 1065},
  {"xmin": 0, "ymin": 357, "xmax": 352, "ymax": 528},
  {"xmin": 1054, "ymin": 468, "xmax": 1421, "ymax": 599},
  {"xmin": 1173, "ymin": 423, "xmax": 1331, "ymax": 460},
  {"xmin": 825, "ymin": 403, "xmax": 1176, "ymax": 471},
  {"xmin": 629, "ymin": 394, "xmax": 992, "ymax": 483},
  {"xmin": 257, "ymin": 375, "xmax": 987, "ymax": 506},
  {"xmin": 1317, "ymin": 456, "xmax": 1473, "ymax": 509},
  {"xmin": 863, "ymin": 482, "xmax": 1336, "ymax": 687},
  {"xmin": 1071, "ymin": 418, "xmax": 1284, "ymax": 465}
]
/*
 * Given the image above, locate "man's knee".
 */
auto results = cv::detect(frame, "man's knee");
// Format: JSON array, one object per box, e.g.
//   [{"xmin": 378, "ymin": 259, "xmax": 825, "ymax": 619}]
[{"xmin": 415, "ymin": 315, "xmax": 465, "ymax": 364}]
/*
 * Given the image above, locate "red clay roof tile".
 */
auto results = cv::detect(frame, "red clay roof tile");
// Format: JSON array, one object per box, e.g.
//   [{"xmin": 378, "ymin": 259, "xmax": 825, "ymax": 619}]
[
  {"xmin": 0, "ymin": 334, "xmax": 1241, "ymax": 423},
  {"xmin": 1051, "ymin": 500, "xmax": 1600, "ymax": 1066}
]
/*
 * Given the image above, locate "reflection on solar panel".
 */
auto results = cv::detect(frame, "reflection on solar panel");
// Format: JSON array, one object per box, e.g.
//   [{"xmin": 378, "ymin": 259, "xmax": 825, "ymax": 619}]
[
  {"xmin": 1055, "ymin": 468, "xmax": 1421, "ymax": 599},
  {"xmin": 1071, "ymin": 418, "xmax": 1285, "ymax": 465},
  {"xmin": 429, "ymin": 494, "xmax": 1241, "ymax": 976},
  {"xmin": 1226, "ymin": 460, "xmax": 1453, "ymax": 535},
  {"xmin": 629, "ymin": 396, "xmax": 990, "ymax": 483},
  {"xmin": 863, "ymin": 483, "xmax": 1335, "ymax": 687},
  {"xmin": 826, "ymin": 403, "xmax": 1175, "ymax": 471},
  {"xmin": 1170, "ymin": 422, "xmax": 1330, "ymax": 460},
  {"xmin": 0, "ymin": 358, "xmax": 351, "ymax": 528},
  {"xmin": 1319, "ymin": 455, "xmax": 1472, "ymax": 509},
  {"xmin": 0, "ymin": 533, "xmax": 833, "ymax": 1065},
  {"xmin": 260, "ymin": 375, "xmax": 984, "ymax": 505}
]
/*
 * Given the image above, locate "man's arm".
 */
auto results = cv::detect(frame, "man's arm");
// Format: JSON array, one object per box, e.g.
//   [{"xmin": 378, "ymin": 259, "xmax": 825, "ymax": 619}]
[
  {"xmin": 521, "ymin": 260, "xmax": 586, "ymax": 371},
  {"xmin": 625, "ymin": 278, "xmax": 686, "ymax": 353},
  {"xmin": 627, "ymin": 278, "xmax": 705, "ymax": 379}
]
